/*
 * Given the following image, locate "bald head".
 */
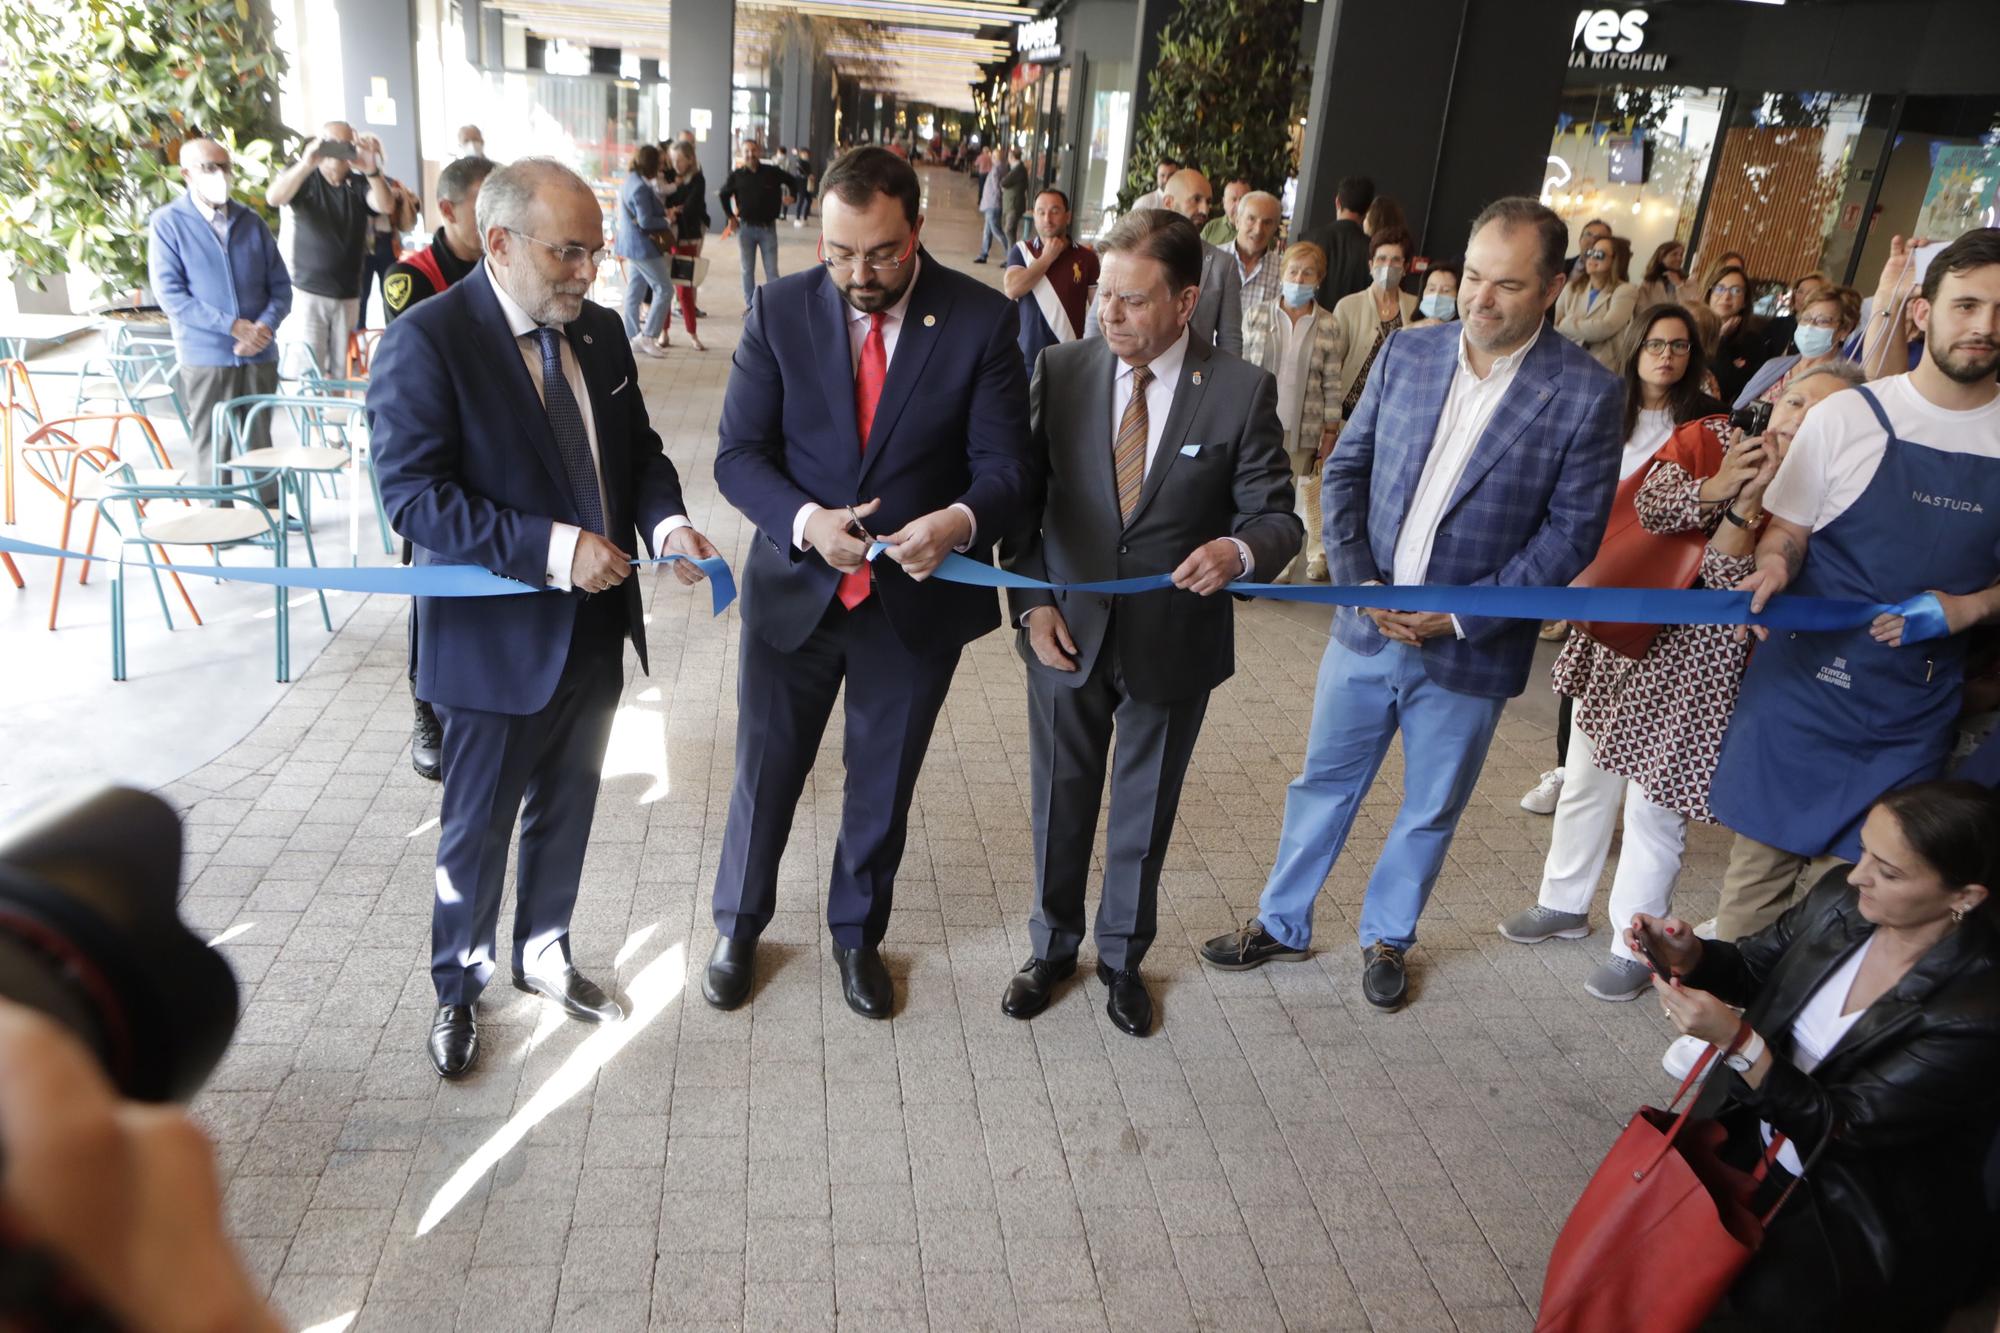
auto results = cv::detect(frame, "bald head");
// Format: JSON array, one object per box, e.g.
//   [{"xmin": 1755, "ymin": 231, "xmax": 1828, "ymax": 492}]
[{"xmin": 1162, "ymin": 168, "xmax": 1213, "ymax": 225}]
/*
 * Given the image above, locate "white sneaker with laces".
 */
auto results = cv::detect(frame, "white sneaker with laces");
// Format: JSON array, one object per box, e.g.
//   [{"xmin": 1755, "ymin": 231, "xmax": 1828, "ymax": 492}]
[
  {"xmin": 1661, "ymin": 1034, "xmax": 1709, "ymax": 1081},
  {"xmin": 1520, "ymin": 767, "xmax": 1565, "ymax": 815},
  {"xmin": 631, "ymin": 336, "xmax": 667, "ymax": 360},
  {"xmin": 1693, "ymin": 917, "xmax": 1719, "ymax": 940}
]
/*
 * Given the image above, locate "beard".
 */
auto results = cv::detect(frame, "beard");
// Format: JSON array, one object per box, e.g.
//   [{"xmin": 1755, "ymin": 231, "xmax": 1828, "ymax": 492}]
[
  {"xmin": 1929, "ymin": 333, "xmax": 2000, "ymax": 385},
  {"xmin": 841, "ymin": 264, "xmax": 916, "ymax": 314}
]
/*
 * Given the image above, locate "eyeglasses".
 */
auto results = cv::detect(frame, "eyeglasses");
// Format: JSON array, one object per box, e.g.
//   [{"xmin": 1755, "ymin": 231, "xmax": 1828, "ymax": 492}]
[
  {"xmin": 506, "ymin": 229, "xmax": 610, "ymax": 269},
  {"xmin": 817, "ymin": 230, "xmax": 918, "ymax": 275},
  {"xmin": 1584, "ymin": 249, "xmax": 1609, "ymax": 261},
  {"xmin": 1798, "ymin": 315, "xmax": 1841, "ymax": 330},
  {"xmin": 1639, "ymin": 338, "xmax": 1693, "ymax": 356},
  {"xmin": 1711, "ymin": 284, "xmax": 1745, "ymax": 298},
  {"xmin": 187, "ymin": 161, "xmax": 232, "ymax": 175}
]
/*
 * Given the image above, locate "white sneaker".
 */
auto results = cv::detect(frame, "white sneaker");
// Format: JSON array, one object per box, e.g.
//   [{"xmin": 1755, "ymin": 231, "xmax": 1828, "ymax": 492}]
[
  {"xmin": 1520, "ymin": 768, "xmax": 1565, "ymax": 815},
  {"xmin": 1661, "ymin": 1034, "xmax": 1709, "ymax": 1081},
  {"xmin": 631, "ymin": 337, "xmax": 667, "ymax": 360},
  {"xmin": 1693, "ymin": 917, "xmax": 1719, "ymax": 941}
]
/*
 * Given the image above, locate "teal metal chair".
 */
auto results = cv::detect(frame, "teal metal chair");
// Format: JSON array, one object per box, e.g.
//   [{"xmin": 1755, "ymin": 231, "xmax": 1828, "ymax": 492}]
[
  {"xmin": 298, "ymin": 369, "xmax": 393, "ymax": 555},
  {"xmin": 73, "ymin": 343, "xmax": 194, "ymax": 441},
  {"xmin": 92, "ymin": 466, "xmax": 292, "ymax": 682}
]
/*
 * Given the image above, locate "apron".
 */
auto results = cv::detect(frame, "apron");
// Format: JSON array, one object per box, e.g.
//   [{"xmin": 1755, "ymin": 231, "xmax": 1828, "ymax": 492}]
[{"xmin": 1708, "ymin": 386, "xmax": 2000, "ymax": 859}]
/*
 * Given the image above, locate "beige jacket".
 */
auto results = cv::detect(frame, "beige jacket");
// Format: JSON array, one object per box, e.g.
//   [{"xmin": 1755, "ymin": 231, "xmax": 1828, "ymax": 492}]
[
  {"xmin": 1242, "ymin": 298, "xmax": 1346, "ymax": 468},
  {"xmin": 1328, "ymin": 286, "xmax": 1419, "ymax": 422},
  {"xmin": 1554, "ymin": 279, "xmax": 1639, "ymax": 370}
]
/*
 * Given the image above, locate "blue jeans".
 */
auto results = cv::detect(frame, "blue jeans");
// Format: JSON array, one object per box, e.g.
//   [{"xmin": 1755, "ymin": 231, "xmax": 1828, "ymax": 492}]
[
  {"xmin": 736, "ymin": 223, "xmax": 779, "ymax": 309},
  {"xmin": 620, "ymin": 251, "xmax": 673, "ymax": 341},
  {"xmin": 976, "ymin": 208, "xmax": 1007, "ymax": 260},
  {"xmin": 1256, "ymin": 635, "xmax": 1506, "ymax": 951}
]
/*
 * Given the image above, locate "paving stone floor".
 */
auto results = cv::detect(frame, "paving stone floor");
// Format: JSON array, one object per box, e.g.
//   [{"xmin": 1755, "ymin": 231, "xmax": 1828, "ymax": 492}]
[{"xmin": 174, "ymin": 167, "xmax": 1733, "ymax": 1332}]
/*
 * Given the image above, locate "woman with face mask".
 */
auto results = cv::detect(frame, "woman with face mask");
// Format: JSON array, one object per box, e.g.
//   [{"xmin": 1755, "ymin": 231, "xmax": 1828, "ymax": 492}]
[
  {"xmin": 1325, "ymin": 226, "xmax": 1418, "ymax": 450},
  {"xmin": 1242, "ymin": 241, "xmax": 1349, "ymax": 582},
  {"xmin": 1554, "ymin": 233, "xmax": 1639, "ymax": 370},
  {"xmin": 1731, "ymin": 284, "xmax": 1860, "ymax": 412},
  {"xmin": 1504, "ymin": 354, "xmax": 1865, "ymax": 1004},
  {"xmin": 1408, "ymin": 262, "xmax": 1459, "ymax": 328}
]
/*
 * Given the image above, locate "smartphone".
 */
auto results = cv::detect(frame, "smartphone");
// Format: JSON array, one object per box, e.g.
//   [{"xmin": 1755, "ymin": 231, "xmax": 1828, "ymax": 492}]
[
  {"xmin": 1729, "ymin": 399, "xmax": 1772, "ymax": 438},
  {"xmin": 317, "ymin": 140, "xmax": 359, "ymax": 162},
  {"xmin": 1634, "ymin": 922, "xmax": 1673, "ymax": 978}
]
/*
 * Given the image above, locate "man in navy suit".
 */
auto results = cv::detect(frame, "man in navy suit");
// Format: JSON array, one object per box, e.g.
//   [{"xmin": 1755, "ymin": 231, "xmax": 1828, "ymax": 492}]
[
  {"xmin": 1200, "ymin": 197, "xmax": 1623, "ymax": 1009},
  {"xmin": 369, "ymin": 158, "xmax": 719, "ymax": 1078},
  {"xmin": 706, "ymin": 147, "xmax": 1036, "ymax": 1018}
]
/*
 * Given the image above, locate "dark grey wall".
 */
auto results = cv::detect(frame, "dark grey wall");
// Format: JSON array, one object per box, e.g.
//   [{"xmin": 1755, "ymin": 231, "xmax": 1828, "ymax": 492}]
[
  {"xmin": 670, "ymin": 0, "xmax": 736, "ymax": 147},
  {"xmin": 338, "ymin": 0, "xmax": 422, "ymax": 185}
]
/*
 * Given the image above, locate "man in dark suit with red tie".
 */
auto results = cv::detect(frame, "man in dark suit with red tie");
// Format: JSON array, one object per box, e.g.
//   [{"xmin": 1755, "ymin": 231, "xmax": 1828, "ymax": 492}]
[
  {"xmin": 707, "ymin": 147, "xmax": 1037, "ymax": 1017},
  {"xmin": 369, "ymin": 158, "xmax": 719, "ymax": 1078}
]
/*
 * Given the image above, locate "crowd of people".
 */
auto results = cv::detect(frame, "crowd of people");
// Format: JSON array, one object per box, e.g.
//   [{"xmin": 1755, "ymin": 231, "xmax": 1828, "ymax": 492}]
[{"xmin": 123, "ymin": 115, "xmax": 2000, "ymax": 1330}]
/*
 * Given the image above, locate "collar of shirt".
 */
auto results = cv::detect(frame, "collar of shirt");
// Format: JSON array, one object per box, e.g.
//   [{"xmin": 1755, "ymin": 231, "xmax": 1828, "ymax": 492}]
[
  {"xmin": 845, "ymin": 255, "xmax": 922, "ymax": 371},
  {"xmin": 1233, "ymin": 243, "xmax": 1266, "ymax": 284},
  {"xmin": 1114, "ymin": 325, "xmax": 1191, "ymax": 395},
  {"xmin": 1454, "ymin": 315, "xmax": 1543, "ymax": 384},
  {"xmin": 484, "ymin": 258, "xmax": 556, "ymax": 337}
]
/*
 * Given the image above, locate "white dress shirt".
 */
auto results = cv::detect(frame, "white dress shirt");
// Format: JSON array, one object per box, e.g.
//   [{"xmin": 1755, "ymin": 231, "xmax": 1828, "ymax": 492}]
[
  {"xmin": 1270, "ymin": 304, "xmax": 1317, "ymax": 436},
  {"xmin": 1110, "ymin": 327, "xmax": 1253, "ymax": 576},
  {"xmin": 1390, "ymin": 320, "xmax": 1545, "ymax": 635},
  {"xmin": 485, "ymin": 260, "xmax": 689, "ymax": 589},
  {"xmin": 792, "ymin": 257, "xmax": 977, "ymax": 552}
]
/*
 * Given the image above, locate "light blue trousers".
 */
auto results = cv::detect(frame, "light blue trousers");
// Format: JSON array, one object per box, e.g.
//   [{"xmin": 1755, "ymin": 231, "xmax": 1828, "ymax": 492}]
[{"xmin": 1256, "ymin": 636, "xmax": 1506, "ymax": 951}]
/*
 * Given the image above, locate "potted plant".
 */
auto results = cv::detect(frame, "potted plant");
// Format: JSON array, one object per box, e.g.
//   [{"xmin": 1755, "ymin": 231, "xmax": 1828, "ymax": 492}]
[{"xmin": 0, "ymin": 0, "xmax": 294, "ymax": 322}]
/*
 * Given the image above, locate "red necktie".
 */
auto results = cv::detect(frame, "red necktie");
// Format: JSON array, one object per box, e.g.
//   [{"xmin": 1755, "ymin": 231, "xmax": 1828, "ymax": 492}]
[{"xmin": 839, "ymin": 311, "xmax": 887, "ymax": 610}]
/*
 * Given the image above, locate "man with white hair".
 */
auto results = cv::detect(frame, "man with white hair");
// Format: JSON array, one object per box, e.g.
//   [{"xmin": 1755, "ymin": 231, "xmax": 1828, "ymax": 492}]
[
  {"xmin": 368, "ymin": 157, "xmax": 721, "ymax": 1079},
  {"xmin": 1225, "ymin": 190, "xmax": 1285, "ymax": 330},
  {"xmin": 266, "ymin": 120, "xmax": 393, "ymax": 378}
]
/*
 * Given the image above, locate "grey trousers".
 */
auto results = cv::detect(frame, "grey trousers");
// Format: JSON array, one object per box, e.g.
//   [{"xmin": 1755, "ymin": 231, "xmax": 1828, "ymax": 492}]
[
  {"xmin": 1026, "ymin": 630, "xmax": 1210, "ymax": 971},
  {"xmin": 177, "ymin": 360, "xmax": 279, "ymax": 500}
]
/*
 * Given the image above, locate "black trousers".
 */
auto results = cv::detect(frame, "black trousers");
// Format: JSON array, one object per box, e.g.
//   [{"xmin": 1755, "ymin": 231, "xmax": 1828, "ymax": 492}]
[
  {"xmin": 429, "ymin": 596, "xmax": 626, "ymax": 1004},
  {"xmin": 711, "ymin": 595, "xmax": 959, "ymax": 949}
]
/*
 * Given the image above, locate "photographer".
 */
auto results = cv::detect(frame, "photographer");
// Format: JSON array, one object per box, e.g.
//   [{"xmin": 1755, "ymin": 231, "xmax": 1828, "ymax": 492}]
[
  {"xmin": 0, "ymin": 1000, "xmax": 280, "ymax": 1332},
  {"xmin": 1625, "ymin": 780, "xmax": 2000, "ymax": 1332},
  {"xmin": 266, "ymin": 121, "xmax": 394, "ymax": 379}
]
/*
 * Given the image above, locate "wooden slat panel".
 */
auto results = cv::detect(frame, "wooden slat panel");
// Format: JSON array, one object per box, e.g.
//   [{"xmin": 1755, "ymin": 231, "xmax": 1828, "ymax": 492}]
[{"xmin": 1697, "ymin": 126, "xmax": 1844, "ymax": 283}]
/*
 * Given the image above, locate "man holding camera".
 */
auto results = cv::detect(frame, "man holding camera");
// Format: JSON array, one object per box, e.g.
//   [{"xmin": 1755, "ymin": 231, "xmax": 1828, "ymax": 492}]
[{"xmin": 266, "ymin": 121, "xmax": 393, "ymax": 379}]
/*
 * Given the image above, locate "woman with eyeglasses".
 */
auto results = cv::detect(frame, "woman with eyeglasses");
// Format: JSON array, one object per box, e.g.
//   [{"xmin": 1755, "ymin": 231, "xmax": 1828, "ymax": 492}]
[
  {"xmin": 1707, "ymin": 263, "xmax": 1781, "ymax": 405},
  {"xmin": 1554, "ymin": 234, "xmax": 1639, "ymax": 369},
  {"xmin": 1732, "ymin": 283, "xmax": 1859, "ymax": 411},
  {"xmin": 1503, "ymin": 317, "xmax": 1872, "ymax": 1003}
]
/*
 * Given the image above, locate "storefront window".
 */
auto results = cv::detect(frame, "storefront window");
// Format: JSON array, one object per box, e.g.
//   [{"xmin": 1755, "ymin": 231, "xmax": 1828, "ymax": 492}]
[
  {"xmin": 1077, "ymin": 60, "xmax": 1132, "ymax": 240},
  {"xmin": 1854, "ymin": 95, "xmax": 2000, "ymax": 286},
  {"xmin": 1695, "ymin": 91, "xmax": 1886, "ymax": 297},
  {"xmin": 1544, "ymin": 84, "xmax": 1724, "ymax": 277}
]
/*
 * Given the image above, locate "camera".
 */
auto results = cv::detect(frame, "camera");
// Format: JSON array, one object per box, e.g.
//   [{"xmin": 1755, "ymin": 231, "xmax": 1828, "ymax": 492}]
[
  {"xmin": 0, "ymin": 788, "xmax": 239, "ymax": 1102},
  {"xmin": 316, "ymin": 139, "xmax": 359, "ymax": 162},
  {"xmin": 1730, "ymin": 399, "xmax": 1773, "ymax": 438}
]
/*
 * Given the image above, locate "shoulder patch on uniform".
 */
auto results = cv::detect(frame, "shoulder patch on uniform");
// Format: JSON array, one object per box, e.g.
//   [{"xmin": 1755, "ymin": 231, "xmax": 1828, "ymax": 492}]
[{"xmin": 384, "ymin": 272, "xmax": 413, "ymax": 310}]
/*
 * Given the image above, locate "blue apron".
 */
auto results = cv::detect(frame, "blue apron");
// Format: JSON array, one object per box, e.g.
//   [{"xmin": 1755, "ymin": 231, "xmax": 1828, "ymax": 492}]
[{"xmin": 1709, "ymin": 385, "xmax": 2000, "ymax": 859}]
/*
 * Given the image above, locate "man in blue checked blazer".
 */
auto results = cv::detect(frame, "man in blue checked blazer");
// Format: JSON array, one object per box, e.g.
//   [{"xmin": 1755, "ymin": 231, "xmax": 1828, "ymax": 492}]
[{"xmin": 1200, "ymin": 198, "xmax": 1623, "ymax": 1009}]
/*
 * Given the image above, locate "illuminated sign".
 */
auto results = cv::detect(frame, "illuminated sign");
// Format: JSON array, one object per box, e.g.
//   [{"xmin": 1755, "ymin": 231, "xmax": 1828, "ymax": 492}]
[
  {"xmin": 1569, "ymin": 8, "xmax": 1668, "ymax": 72},
  {"xmin": 1017, "ymin": 16, "xmax": 1061, "ymax": 62}
]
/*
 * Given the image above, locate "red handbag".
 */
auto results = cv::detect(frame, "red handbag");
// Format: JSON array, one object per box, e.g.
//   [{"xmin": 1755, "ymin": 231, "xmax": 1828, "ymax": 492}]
[
  {"xmin": 1570, "ymin": 415, "xmax": 1731, "ymax": 660},
  {"xmin": 1536, "ymin": 1031, "xmax": 1824, "ymax": 1333}
]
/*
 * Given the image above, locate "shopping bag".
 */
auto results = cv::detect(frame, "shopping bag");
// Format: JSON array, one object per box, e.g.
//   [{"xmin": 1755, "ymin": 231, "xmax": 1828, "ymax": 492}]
[{"xmin": 671, "ymin": 254, "xmax": 710, "ymax": 289}]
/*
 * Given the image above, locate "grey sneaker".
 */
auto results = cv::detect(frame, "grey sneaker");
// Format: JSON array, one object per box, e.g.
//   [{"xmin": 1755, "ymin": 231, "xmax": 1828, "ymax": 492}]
[
  {"xmin": 1497, "ymin": 905, "xmax": 1591, "ymax": 944},
  {"xmin": 1585, "ymin": 955, "xmax": 1654, "ymax": 1002}
]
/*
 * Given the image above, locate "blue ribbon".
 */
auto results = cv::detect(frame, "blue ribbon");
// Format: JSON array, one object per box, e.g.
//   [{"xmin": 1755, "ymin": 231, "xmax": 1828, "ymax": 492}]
[
  {"xmin": 864, "ymin": 547, "xmax": 1950, "ymax": 643},
  {"xmin": 0, "ymin": 535, "xmax": 736, "ymax": 616}
]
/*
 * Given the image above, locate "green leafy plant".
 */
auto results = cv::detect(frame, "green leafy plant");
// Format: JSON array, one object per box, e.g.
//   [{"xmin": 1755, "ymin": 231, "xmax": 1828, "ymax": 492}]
[
  {"xmin": 0, "ymin": 0, "xmax": 292, "ymax": 309},
  {"xmin": 1120, "ymin": 0, "xmax": 1308, "ymax": 210}
]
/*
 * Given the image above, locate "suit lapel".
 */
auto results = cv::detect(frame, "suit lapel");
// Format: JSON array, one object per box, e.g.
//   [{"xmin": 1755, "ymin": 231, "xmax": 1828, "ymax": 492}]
[
  {"xmin": 1817, "ymin": 916, "xmax": 1991, "ymax": 1077},
  {"xmin": 1125, "ymin": 335, "xmax": 1209, "ymax": 530},
  {"xmin": 1442, "ymin": 329, "xmax": 1561, "ymax": 515},
  {"xmin": 812, "ymin": 274, "xmax": 864, "ymax": 467},
  {"xmin": 1080, "ymin": 339, "xmax": 1120, "ymax": 519},
  {"xmin": 859, "ymin": 251, "xmax": 954, "ymax": 488},
  {"xmin": 1392, "ymin": 333, "xmax": 1459, "ymax": 527},
  {"xmin": 465, "ymin": 265, "xmax": 571, "ymax": 501}
]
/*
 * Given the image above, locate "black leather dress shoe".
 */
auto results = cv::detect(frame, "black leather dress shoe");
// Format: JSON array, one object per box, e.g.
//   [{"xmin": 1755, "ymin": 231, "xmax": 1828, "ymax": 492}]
[
  {"xmin": 411, "ymin": 698, "xmax": 442, "ymax": 782},
  {"xmin": 1001, "ymin": 956, "xmax": 1076, "ymax": 1020},
  {"xmin": 429, "ymin": 1004, "xmax": 478, "ymax": 1078},
  {"xmin": 833, "ymin": 943, "xmax": 893, "ymax": 1019},
  {"xmin": 1096, "ymin": 961, "xmax": 1154, "ymax": 1037},
  {"xmin": 513, "ymin": 966, "xmax": 623, "ymax": 1022},
  {"xmin": 703, "ymin": 935, "xmax": 757, "ymax": 1010},
  {"xmin": 1362, "ymin": 942, "xmax": 1409, "ymax": 1010}
]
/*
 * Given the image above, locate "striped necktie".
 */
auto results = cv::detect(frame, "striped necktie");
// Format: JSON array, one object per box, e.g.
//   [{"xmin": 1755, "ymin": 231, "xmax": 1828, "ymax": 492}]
[
  {"xmin": 1113, "ymin": 363, "xmax": 1152, "ymax": 523},
  {"xmin": 531, "ymin": 327, "xmax": 604, "ymax": 535}
]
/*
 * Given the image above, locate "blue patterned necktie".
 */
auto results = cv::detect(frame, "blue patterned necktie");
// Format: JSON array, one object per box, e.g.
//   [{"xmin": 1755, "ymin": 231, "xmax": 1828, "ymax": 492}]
[{"xmin": 531, "ymin": 326, "xmax": 604, "ymax": 535}]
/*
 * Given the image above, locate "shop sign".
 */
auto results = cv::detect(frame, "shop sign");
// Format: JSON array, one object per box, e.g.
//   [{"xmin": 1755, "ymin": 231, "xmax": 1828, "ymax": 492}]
[
  {"xmin": 1570, "ymin": 8, "xmax": 1668, "ymax": 73},
  {"xmin": 1017, "ymin": 16, "xmax": 1062, "ymax": 63}
]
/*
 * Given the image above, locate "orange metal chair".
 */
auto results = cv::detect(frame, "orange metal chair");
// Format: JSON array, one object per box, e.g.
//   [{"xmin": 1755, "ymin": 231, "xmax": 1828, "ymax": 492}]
[
  {"xmin": 345, "ymin": 327, "xmax": 386, "ymax": 379},
  {"xmin": 19, "ymin": 413, "xmax": 197, "ymax": 630},
  {"xmin": 3, "ymin": 358, "xmax": 44, "ymax": 589}
]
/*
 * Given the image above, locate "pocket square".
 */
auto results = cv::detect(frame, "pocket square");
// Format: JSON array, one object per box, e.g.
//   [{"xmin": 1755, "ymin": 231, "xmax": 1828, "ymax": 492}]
[{"xmin": 1179, "ymin": 443, "xmax": 1203, "ymax": 457}]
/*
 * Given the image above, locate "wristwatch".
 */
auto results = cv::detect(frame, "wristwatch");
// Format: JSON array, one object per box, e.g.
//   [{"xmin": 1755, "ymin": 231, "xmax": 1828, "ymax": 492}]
[
  {"xmin": 1724, "ymin": 1029, "xmax": 1767, "ymax": 1073},
  {"xmin": 1723, "ymin": 506, "xmax": 1761, "ymax": 528}
]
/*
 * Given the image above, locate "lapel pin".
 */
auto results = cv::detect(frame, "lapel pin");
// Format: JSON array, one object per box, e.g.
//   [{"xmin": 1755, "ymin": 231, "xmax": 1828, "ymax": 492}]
[
  {"xmin": 923, "ymin": 314, "xmax": 936, "ymax": 327},
  {"xmin": 1191, "ymin": 370, "xmax": 1203, "ymax": 386},
  {"xmin": 582, "ymin": 333, "xmax": 594, "ymax": 345}
]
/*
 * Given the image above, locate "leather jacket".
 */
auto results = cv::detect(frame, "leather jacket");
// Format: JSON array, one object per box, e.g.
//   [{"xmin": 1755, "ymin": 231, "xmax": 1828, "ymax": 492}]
[{"xmin": 1686, "ymin": 870, "xmax": 2000, "ymax": 1330}]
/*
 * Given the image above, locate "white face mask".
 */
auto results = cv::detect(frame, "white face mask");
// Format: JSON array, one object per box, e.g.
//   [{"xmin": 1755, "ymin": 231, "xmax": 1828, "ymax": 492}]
[
  {"xmin": 460, "ymin": 140, "xmax": 484, "ymax": 158},
  {"xmin": 190, "ymin": 169, "xmax": 231, "ymax": 207},
  {"xmin": 1372, "ymin": 264, "xmax": 1400, "ymax": 290}
]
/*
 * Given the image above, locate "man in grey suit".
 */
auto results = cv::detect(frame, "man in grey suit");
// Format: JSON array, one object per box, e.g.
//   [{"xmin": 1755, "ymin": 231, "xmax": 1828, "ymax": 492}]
[
  {"xmin": 1083, "ymin": 169, "xmax": 1242, "ymax": 355},
  {"xmin": 1001, "ymin": 210, "xmax": 1301, "ymax": 1036}
]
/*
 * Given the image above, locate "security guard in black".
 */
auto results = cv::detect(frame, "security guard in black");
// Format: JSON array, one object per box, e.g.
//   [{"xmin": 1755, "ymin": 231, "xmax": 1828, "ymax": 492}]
[{"xmin": 381, "ymin": 225, "xmax": 478, "ymax": 322}]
